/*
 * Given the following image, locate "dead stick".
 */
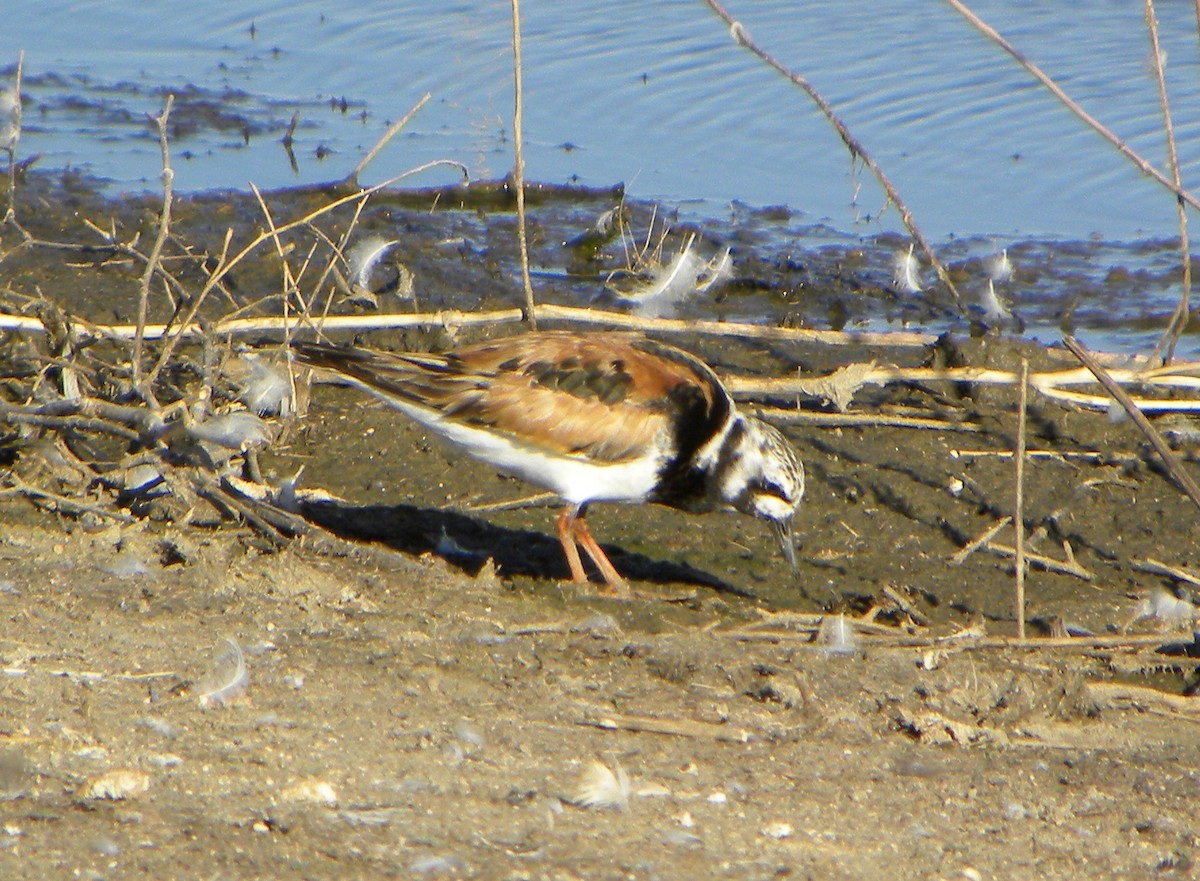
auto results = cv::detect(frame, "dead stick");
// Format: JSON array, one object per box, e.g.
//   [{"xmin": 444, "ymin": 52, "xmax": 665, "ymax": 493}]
[
  {"xmin": 1014, "ymin": 358, "xmax": 1028, "ymax": 638},
  {"xmin": 0, "ymin": 304, "xmax": 942, "ymax": 348},
  {"xmin": 949, "ymin": 517, "xmax": 1011, "ymax": 566},
  {"xmin": 1064, "ymin": 335, "xmax": 1200, "ymax": 511},
  {"xmin": 758, "ymin": 407, "xmax": 978, "ymax": 432},
  {"xmin": 727, "ymin": 630, "xmax": 1180, "ymax": 651},
  {"xmin": 580, "ymin": 712, "xmax": 754, "ymax": 743},
  {"xmin": 5, "ymin": 480, "xmax": 136, "ymax": 522},
  {"xmin": 983, "ymin": 540, "xmax": 1093, "ymax": 581},
  {"xmin": 1132, "ymin": 557, "xmax": 1200, "ymax": 587}
]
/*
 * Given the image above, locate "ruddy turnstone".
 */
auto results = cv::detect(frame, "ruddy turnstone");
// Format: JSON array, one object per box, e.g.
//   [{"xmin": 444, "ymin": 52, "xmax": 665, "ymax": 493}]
[{"xmin": 292, "ymin": 331, "xmax": 804, "ymax": 590}]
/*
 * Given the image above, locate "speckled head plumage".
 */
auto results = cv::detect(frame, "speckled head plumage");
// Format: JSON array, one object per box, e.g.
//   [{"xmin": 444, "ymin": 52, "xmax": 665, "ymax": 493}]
[{"xmin": 292, "ymin": 331, "xmax": 805, "ymax": 590}]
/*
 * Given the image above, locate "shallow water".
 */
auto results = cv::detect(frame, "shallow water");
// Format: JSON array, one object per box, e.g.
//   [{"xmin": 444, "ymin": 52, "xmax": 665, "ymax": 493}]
[{"xmin": 3, "ymin": 2, "xmax": 1200, "ymax": 354}]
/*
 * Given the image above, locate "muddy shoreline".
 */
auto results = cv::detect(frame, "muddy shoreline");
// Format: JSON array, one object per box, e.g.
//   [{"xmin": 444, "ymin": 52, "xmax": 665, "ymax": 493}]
[{"xmin": 2, "ymin": 172, "xmax": 1200, "ymax": 878}]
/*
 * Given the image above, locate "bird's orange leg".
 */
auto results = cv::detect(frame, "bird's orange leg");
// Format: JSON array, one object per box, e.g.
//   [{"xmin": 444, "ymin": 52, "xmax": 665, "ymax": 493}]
[
  {"xmin": 556, "ymin": 506, "xmax": 627, "ymax": 593},
  {"xmin": 556, "ymin": 507, "xmax": 589, "ymax": 583},
  {"xmin": 570, "ymin": 507, "xmax": 626, "ymax": 593}
]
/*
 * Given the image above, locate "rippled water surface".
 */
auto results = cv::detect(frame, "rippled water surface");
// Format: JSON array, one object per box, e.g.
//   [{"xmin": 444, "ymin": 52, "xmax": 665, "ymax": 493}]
[{"xmin": 3, "ymin": 1, "xmax": 1200, "ymax": 353}]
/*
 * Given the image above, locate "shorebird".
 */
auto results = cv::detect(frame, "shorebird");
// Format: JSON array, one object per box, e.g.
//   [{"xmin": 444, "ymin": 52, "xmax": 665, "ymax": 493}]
[{"xmin": 292, "ymin": 331, "xmax": 804, "ymax": 591}]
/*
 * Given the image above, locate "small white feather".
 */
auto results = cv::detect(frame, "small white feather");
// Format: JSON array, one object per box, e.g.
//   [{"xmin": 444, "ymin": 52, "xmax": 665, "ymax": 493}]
[
  {"xmin": 1132, "ymin": 589, "xmax": 1198, "ymax": 624},
  {"xmin": 347, "ymin": 236, "xmax": 400, "ymax": 291},
  {"xmin": 573, "ymin": 759, "xmax": 630, "ymax": 810},
  {"xmin": 630, "ymin": 236, "xmax": 702, "ymax": 318},
  {"xmin": 815, "ymin": 614, "xmax": 860, "ymax": 656},
  {"xmin": 985, "ymin": 248, "xmax": 1014, "ymax": 283},
  {"xmin": 196, "ymin": 638, "xmax": 249, "ymax": 709},
  {"xmin": 892, "ymin": 244, "xmax": 922, "ymax": 294},
  {"xmin": 236, "ymin": 356, "xmax": 292, "ymax": 417},
  {"xmin": 980, "ymin": 279, "xmax": 1012, "ymax": 324},
  {"xmin": 696, "ymin": 247, "xmax": 734, "ymax": 293},
  {"xmin": 0, "ymin": 86, "xmax": 19, "ymax": 154},
  {"xmin": 187, "ymin": 410, "xmax": 275, "ymax": 451}
]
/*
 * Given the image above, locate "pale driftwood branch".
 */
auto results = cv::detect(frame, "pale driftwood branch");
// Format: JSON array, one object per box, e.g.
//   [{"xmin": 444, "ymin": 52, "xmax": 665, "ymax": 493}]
[
  {"xmin": 950, "ymin": 449, "xmax": 1128, "ymax": 463},
  {"xmin": 949, "ymin": 517, "xmax": 1011, "ymax": 567},
  {"xmin": 976, "ymin": 539, "xmax": 1094, "ymax": 581},
  {"xmin": 0, "ymin": 304, "xmax": 941, "ymax": 347},
  {"xmin": 3, "ymin": 479, "xmax": 136, "ymax": 523},
  {"xmin": 579, "ymin": 711, "xmax": 755, "ymax": 743},
  {"xmin": 753, "ymin": 407, "xmax": 978, "ymax": 432},
  {"xmin": 730, "ymin": 360, "xmax": 1200, "ymax": 414},
  {"xmin": 726, "ymin": 627, "xmax": 1186, "ymax": 652},
  {"xmin": 1132, "ymin": 558, "xmax": 1200, "ymax": 587}
]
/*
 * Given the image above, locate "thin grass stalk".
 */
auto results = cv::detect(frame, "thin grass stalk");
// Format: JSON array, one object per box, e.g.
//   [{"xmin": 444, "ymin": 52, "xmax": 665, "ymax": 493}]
[
  {"xmin": 2, "ymin": 50, "xmax": 22, "ymax": 226},
  {"xmin": 703, "ymin": 0, "xmax": 966, "ymax": 314},
  {"xmin": 1143, "ymin": 0, "xmax": 1192, "ymax": 366},
  {"xmin": 1014, "ymin": 358, "xmax": 1028, "ymax": 639},
  {"xmin": 946, "ymin": 0, "xmax": 1200, "ymax": 213},
  {"xmin": 133, "ymin": 94, "xmax": 174, "ymax": 395},
  {"xmin": 346, "ymin": 92, "xmax": 432, "ymax": 187},
  {"xmin": 510, "ymin": 0, "xmax": 538, "ymax": 329},
  {"xmin": 143, "ymin": 166, "xmax": 457, "ymax": 386}
]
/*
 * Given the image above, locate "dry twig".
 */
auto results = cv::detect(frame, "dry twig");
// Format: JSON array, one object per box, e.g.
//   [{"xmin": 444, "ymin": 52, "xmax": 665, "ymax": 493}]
[
  {"xmin": 510, "ymin": 0, "xmax": 537, "ymax": 328},
  {"xmin": 1064, "ymin": 335, "xmax": 1200, "ymax": 511}
]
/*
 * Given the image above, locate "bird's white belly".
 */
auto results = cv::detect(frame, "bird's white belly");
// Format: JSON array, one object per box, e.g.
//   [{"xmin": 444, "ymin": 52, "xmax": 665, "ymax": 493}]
[{"xmin": 386, "ymin": 396, "xmax": 661, "ymax": 505}]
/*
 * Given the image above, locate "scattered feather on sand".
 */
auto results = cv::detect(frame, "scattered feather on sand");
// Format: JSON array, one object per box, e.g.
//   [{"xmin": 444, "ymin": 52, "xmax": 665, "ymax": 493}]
[
  {"xmin": 346, "ymin": 235, "xmax": 412, "ymax": 305},
  {"xmin": 572, "ymin": 758, "xmax": 630, "ymax": 810},
  {"xmin": 696, "ymin": 247, "xmax": 734, "ymax": 293},
  {"xmin": 0, "ymin": 86, "xmax": 19, "ymax": 154},
  {"xmin": 1130, "ymin": 589, "xmax": 1199, "ymax": 625},
  {"xmin": 77, "ymin": 768, "xmax": 151, "ymax": 801},
  {"xmin": 196, "ymin": 638, "xmax": 250, "ymax": 709},
  {"xmin": 233, "ymin": 356, "xmax": 292, "ymax": 417},
  {"xmin": 815, "ymin": 614, "xmax": 860, "ymax": 656},
  {"xmin": 348, "ymin": 236, "xmax": 400, "ymax": 290},
  {"xmin": 97, "ymin": 552, "xmax": 149, "ymax": 579},
  {"xmin": 186, "ymin": 410, "xmax": 275, "ymax": 452},
  {"xmin": 281, "ymin": 778, "xmax": 338, "ymax": 806}
]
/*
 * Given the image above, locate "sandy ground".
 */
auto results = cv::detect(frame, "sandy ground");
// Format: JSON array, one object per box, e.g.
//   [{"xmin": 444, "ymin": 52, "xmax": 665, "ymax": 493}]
[{"xmin": 2, "ymin": 174, "xmax": 1200, "ymax": 879}]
